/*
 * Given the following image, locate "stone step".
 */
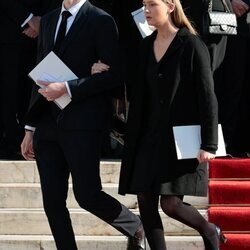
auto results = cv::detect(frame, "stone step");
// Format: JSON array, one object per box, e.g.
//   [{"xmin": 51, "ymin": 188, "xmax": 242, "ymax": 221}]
[
  {"xmin": 0, "ymin": 161, "xmax": 120, "ymax": 184},
  {"xmin": 0, "ymin": 183, "xmax": 208, "ymax": 209},
  {"xmin": 0, "ymin": 235, "xmax": 203, "ymax": 250},
  {"xmin": 0, "ymin": 208, "xmax": 207, "ymax": 236}
]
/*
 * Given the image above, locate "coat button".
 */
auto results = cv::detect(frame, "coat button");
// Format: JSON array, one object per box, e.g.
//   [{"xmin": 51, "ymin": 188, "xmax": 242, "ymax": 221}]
[
  {"xmin": 158, "ymin": 73, "xmax": 163, "ymax": 78},
  {"xmin": 160, "ymin": 100, "xmax": 164, "ymax": 104}
]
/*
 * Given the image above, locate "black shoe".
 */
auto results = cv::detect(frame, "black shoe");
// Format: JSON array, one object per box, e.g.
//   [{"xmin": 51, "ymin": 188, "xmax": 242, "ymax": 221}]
[
  {"xmin": 202, "ymin": 224, "xmax": 227, "ymax": 250},
  {"xmin": 127, "ymin": 225, "xmax": 146, "ymax": 250}
]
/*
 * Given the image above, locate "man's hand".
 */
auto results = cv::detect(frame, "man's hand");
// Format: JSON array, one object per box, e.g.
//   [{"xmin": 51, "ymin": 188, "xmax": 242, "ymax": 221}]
[
  {"xmin": 232, "ymin": 0, "xmax": 250, "ymax": 17},
  {"xmin": 21, "ymin": 131, "xmax": 35, "ymax": 160},
  {"xmin": 22, "ymin": 26, "xmax": 38, "ymax": 38},
  {"xmin": 38, "ymin": 80, "xmax": 68, "ymax": 101},
  {"xmin": 197, "ymin": 149, "xmax": 216, "ymax": 163},
  {"xmin": 28, "ymin": 16, "xmax": 41, "ymax": 34}
]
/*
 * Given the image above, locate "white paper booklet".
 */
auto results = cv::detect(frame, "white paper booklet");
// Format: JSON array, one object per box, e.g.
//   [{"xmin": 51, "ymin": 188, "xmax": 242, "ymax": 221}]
[
  {"xmin": 131, "ymin": 7, "xmax": 155, "ymax": 38},
  {"xmin": 29, "ymin": 51, "xmax": 78, "ymax": 109},
  {"xmin": 173, "ymin": 124, "xmax": 227, "ymax": 160}
]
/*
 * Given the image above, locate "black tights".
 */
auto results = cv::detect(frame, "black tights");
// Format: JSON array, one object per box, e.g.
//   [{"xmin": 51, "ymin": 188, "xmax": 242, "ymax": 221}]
[{"xmin": 137, "ymin": 193, "xmax": 215, "ymax": 250}]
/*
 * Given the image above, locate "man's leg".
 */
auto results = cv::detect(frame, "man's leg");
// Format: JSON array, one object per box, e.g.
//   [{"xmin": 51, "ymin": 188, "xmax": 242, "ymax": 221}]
[
  {"xmin": 60, "ymin": 129, "xmax": 141, "ymax": 237},
  {"xmin": 33, "ymin": 118, "xmax": 77, "ymax": 250}
]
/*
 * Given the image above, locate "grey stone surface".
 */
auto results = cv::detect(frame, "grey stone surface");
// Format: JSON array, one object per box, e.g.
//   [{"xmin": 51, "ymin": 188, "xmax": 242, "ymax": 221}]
[
  {"xmin": 0, "ymin": 208, "xmax": 207, "ymax": 235},
  {"xmin": 0, "ymin": 235, "xmax": 204, "ymax": 250}
]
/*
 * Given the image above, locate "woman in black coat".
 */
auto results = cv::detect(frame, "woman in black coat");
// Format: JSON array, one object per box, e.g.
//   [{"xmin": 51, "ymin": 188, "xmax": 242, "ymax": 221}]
[
  {"xmin": 91, "ymin": 0, "xmax": 225, "ymax": 249},
  {"xmin": 120, "ymin": 0, "xmax": 226, "ymax": 249}
]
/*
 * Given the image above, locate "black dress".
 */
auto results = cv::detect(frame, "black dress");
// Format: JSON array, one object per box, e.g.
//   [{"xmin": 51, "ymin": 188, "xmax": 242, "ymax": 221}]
[{"xmin": 129, "ymin": 43, "xmax": 208, "ymax": 196}]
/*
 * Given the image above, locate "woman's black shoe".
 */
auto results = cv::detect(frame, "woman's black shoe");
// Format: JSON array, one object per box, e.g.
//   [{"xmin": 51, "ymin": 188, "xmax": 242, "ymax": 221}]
[{"xmin": 202, "ymin": 224, "xmax": 227, "ymax": 250}]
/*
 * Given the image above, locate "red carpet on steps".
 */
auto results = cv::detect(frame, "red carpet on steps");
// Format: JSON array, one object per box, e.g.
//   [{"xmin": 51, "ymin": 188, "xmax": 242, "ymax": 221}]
[
  {"xmin": 209, "ymin": 181, "xmax": 250, "ymax": 204},
  {"xmin": 221, "ymin": 234, "xmax": 250, "ymax": 250},
  {"xmin": 209, "ymin": 159, "xmax": 250, "ymax": 178},
  {"xmin": 208, "ymin": 159, "xmax": 250, "ymax": 250},
  {"xmin": 208, "ymin": 207, "xmax": 250, "ymax": 231}
]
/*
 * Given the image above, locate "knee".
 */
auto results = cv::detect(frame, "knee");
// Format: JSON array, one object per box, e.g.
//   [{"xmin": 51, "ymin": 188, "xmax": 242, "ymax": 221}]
[
  {"xmin": 43, "ymin": 196, "xmax": 67, "ymax": 216},
  {"xmin": 74, "ymin": 189, "xmax": 102, "ymax": 211},
  {"xmin": 160, "ymin": 197, "xmax": 181, "ymax": 217}
]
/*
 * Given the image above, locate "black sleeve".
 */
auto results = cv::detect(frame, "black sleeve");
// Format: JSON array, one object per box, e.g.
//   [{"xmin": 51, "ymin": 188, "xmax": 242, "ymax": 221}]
[
  {"xmin": 192, "ymin": 37, "xmax": 219, "ymax": 153},
  {"xmin": 242, "ymin": 0, "xmax": 250, "ymax": 7},
  {"xmin": 68, "ymin": 14, "xmax": 121, "ymax": 101}
]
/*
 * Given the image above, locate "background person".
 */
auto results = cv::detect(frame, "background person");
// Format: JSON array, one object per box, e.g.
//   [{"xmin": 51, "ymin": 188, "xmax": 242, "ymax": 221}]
[{"xmin": 0, "ymin": 0, "xmax": 61, "ymax": 160}]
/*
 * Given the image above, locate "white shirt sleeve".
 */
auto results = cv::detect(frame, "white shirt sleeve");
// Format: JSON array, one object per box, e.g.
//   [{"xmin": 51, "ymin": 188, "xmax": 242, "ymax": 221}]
[
  {"xmin": 25, "ymin": 125, "xmax": 36, "ymax": 132},
  {"xmin": 21, "ymin": 13, "xmax": 33, "ymax": 27}
]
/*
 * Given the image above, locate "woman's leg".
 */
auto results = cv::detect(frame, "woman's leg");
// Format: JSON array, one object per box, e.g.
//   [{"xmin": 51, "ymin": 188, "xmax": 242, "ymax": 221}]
[
  {"xmin": 137, "ymin": 193, "xmax": 167, "ymax": 250},
  {"xmin": 160, "ymin": 195, "xmax": 220, "ymax": 250}
]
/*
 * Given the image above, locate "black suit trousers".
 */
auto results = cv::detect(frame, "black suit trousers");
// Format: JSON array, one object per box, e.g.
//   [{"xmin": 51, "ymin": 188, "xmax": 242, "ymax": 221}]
[{"xmin": 33, "ymin": 114, "xmax": 140, "ymax": 250}]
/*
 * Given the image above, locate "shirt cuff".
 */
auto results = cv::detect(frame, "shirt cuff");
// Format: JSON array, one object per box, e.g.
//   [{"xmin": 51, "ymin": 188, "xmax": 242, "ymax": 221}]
[
  {"xmin": 21, "ymin": 13, "xmax": 33, "ymax": 28},
  {"xmin": 25, "ymin": 125, "xmax": 36, "ymax": 132},
  {"xmin": 65, "ymin": 81, "xmax": 72, "ymax": 97}
]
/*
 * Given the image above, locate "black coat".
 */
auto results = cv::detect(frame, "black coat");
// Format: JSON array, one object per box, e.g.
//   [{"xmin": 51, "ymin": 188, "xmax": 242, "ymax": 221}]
[
  {"xmin": 119, "ymin": 28, "xmax": 218, "ymax": 195},
  {"xmin": 25, "ymin": 1, "xmax": 120, "ymax": 130},
  {"xmin": 0, "ymin": 0, "xmax": 61, "ymax": 43}
]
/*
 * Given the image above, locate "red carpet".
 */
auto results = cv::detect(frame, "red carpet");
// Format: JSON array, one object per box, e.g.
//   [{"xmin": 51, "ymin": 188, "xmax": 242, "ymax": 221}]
[
  {"xmin": 209, "ymin": 159, "xmax": 250, "ymax": 178},
  {"xmin": 208, "ymin": 159, "xmax": 250, "ymax": 250},
  {"xmin": 209, "ymin": 181, "xmax": 250, "ymax": 204},
  {"xmin": 221, "ymin": 234, "xmax": 250, "ymax": 250},
  {"xmin": 208, "ymin": 207, "xmax": 250, "ymax": 231}
]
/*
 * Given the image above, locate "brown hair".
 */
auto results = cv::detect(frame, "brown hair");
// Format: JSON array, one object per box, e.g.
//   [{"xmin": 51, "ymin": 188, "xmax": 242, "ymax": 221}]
[{"xmin": 163, "ymin": 0, "xmax": 197, "ymax": 35}]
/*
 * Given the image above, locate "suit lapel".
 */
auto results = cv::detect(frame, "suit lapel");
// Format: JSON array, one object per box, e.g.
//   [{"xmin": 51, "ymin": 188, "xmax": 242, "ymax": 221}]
[
  {"xmin": 46, "ymin": 9, "xmax": 61, "ymax": 53},
  {"xmin": 58, "ymin": 1, "xmax": 91, "ymax": 55}
]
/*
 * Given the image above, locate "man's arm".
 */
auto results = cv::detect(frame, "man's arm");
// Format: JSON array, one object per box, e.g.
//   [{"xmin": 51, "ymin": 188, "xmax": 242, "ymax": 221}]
[
  {"xmin": 1, "ymin": 1, "xmax": 38, "ymax": 26},
  {"xmin": 68, "ymin": 14, "xmax": 121, "ymax": 102}
]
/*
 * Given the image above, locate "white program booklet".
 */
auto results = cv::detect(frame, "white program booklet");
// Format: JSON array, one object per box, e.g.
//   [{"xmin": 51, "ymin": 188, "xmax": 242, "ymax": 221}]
[
  {"xmin": 173, "ymin": 124, "xmax": 227, "ymax": 160},
  {"xmin": 29, "ymin": 51, "xmax": 78, "ymax": 109},
  {"xmin": 131, "ymin": 7, "xmax": 155, "ymax": 38}
]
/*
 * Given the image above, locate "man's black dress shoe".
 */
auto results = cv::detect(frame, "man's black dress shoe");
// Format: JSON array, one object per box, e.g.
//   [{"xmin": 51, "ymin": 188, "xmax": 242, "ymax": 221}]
[{"xmin": 127, "ymin": 225, "xmax": 146, "ymax": 250}]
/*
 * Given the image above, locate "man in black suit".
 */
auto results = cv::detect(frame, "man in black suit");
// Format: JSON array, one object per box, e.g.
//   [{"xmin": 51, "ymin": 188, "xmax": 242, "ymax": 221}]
[
  {"xmin": 0, "ymin": 0, "xmax": 61, "ymax": 159},
  {"xmin": 21, "ymin": 1, "xmax": 145, "ymax": 249}
]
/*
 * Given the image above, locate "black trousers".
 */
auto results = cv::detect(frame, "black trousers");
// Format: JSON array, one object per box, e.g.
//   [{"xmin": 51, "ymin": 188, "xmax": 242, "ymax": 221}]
[{"xmin": 33, "ymin": 114, "xmax": 140, "ymax": 250}]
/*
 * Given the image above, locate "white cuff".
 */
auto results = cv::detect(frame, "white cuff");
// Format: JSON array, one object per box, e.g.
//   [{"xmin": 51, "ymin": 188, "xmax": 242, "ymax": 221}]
[
  {"xmin": 25, "ymin": 125, "xmax": 36, "ymax": 132},
  {"xmin": 65, "ymin": 81, "xmax": 72, "ymax": 97},
  {"xmin": 21, "ymin": 13, "xmax": 33, "ymax": 27}
]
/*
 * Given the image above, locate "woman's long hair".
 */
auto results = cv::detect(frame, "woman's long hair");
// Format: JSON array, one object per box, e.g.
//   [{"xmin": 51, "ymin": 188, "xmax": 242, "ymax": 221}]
[{"xmin": 164, "ymin": 0, "xmax": 197, "ymax": 35}]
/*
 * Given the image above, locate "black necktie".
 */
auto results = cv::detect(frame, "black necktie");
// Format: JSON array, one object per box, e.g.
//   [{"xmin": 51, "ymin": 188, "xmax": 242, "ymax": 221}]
[{"xmin": 54, "ymin": 11, "xmax": 72, "ymax": 54}]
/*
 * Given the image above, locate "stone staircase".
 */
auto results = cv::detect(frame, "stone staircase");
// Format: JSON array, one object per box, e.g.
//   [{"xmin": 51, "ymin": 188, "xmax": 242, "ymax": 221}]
[{"xmin": 0, "ymin": 161, "xmax": 206, "ymax": 250}]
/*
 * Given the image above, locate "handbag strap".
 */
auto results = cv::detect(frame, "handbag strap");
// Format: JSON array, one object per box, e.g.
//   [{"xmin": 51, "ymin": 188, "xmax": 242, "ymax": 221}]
[{"xmin": 208, "ymin": 0, "xmax": 231, "ymax": 13}]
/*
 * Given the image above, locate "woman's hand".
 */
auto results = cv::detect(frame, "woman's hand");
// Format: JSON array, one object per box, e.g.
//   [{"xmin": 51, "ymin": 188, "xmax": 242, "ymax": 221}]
[
  {"xmin": 91, "ymin": 60, "xmax": 110, "ymax": 75},
  {"xmin": 197, "ymin": 149, "xmax": 216, "ymax": 163}
]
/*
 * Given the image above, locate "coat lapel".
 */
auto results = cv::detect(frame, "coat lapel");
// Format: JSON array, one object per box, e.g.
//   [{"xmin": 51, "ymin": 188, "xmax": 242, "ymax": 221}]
[
  {"xmin": 46, "ymin": 9, "xmax": 61, "ymax": 53},
  {"xmin": 158, "ymin": 28, "xmax": 187, "ymax": 107}
]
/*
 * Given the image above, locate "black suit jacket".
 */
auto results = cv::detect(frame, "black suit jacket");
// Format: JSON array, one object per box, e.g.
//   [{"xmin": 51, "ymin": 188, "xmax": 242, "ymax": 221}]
[
  {"xmin": 0, "ymin": 0, "xmax": 61, "ymax": 43},
  {"xmin": 26, "ymin": 1, "xmax": 120, "ymax": 130}
]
